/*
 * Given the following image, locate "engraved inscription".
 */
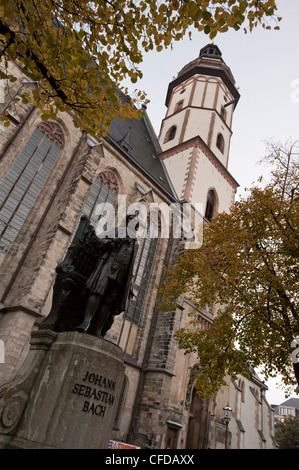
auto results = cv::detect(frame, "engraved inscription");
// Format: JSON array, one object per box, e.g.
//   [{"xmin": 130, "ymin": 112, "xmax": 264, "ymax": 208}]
[{"xmin": 72, "ymin": 371, "xmax": 116, "ymax": 417}]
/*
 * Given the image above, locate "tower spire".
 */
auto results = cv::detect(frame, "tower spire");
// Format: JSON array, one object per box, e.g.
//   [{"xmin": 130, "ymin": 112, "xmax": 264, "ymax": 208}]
[{"xmin": 159, "ymin": 44, "xmax": 239, "ymax": 216}]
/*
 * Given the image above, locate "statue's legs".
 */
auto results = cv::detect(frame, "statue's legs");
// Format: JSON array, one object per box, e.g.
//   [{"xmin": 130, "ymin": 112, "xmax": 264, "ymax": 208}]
[
  {"xmin": 91, "ymin": 303, "xmax": 112, "ymax": 338},
  {"xmin": 76, "ymin": 293, "xmax": 102, "ymax": 332},
  {"xmin": 91, "ymin": 282, "xmax": 119, "ymax": 338},
  {"xmin": 101, "ymin": 314, "xmax": 114, "ymax": 338}
]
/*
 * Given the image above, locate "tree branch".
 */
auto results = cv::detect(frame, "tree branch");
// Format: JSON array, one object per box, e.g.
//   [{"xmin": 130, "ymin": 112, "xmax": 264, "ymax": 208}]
[{"xmin": 0, "ymin": 19, "xmax": 68, "ymax": 102}]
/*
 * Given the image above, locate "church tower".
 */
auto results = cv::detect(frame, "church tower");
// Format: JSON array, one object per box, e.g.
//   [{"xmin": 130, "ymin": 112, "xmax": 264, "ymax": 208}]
[
  {"xmin": 159, "ymin": 44, "xmax": 240, "ymax": 219},
  {"xmin": 125, "ymin": 44, "xmax": 242, "ymax": 449}
]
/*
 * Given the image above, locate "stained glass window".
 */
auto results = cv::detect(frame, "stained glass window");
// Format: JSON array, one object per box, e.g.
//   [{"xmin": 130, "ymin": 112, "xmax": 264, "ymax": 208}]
[{"xmin": 0, "ymin": 121, "xmax": 64, "ymax": 253}]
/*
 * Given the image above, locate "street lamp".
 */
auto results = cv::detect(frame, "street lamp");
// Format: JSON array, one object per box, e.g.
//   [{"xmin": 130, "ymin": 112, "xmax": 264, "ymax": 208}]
[{"xmin": 223, "ymin": 404, "xmax": 233, "ymax": 449}]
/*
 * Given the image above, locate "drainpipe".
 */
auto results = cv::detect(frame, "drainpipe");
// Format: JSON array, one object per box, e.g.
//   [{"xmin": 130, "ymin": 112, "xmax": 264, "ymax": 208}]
[{"xmin": 260, "ymin": 388, "xmax": 264, "ymax": 446}]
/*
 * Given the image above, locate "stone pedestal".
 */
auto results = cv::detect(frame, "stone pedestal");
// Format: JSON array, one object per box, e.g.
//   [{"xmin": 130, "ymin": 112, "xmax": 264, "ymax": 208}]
[{"xmin": 0, "ymin": 330, "xmax": 125, "ymax": 449}]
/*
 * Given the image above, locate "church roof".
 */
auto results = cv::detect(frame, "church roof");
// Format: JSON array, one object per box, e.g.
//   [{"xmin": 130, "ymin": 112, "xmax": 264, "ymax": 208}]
[
  {"xmin": 107, "ymin": 97, "xmax": 177, "ymax": 201},
  {"xmin": 199, "ymin": 44, "xmax": 223, "ymax": 59},
  {"xmin": 165, "ymin": 44, "xmax": 240, "ymax": 107},
  {"xmin": 279, "ymin": 398, "xmax": 299, "ymax": 409}
]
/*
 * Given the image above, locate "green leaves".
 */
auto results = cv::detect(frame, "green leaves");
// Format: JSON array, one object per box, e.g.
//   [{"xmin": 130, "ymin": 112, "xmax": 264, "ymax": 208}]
[{"xmin": 275, "ymin": 416, "xmax": 299, "ymax": 449}]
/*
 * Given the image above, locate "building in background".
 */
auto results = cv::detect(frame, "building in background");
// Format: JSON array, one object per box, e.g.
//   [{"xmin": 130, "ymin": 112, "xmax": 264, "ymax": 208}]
[
  {"xmin": 0, "ymin": 45, "xmax": 276, "ymax": 449},
  {"xmin": 272, "ymin": 398, "xmax": 299, "ymax": 428},
  {"xmin": 228, "ymin": 369, "xmax": 277, "ymax": 449}
]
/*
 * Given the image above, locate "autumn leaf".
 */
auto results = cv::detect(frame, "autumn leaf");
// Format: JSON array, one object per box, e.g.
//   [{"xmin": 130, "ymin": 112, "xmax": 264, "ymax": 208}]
[
  {"xmin": 0, "ymin": 0, "xmax": 280, "ymax": 136},
  {"xmin": 159, "ymin": 140, "xmax": 299, "ymax": 398}
]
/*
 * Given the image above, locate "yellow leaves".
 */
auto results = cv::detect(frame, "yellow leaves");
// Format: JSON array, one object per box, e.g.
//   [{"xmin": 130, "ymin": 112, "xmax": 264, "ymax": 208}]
[
  {"xmin": 1, "ymin": 112, "xmax": 11, "ymax": 127},
  {"xmin": 161, "ymin": 142, "xmax": 299, "ymax": 396},
  {"xmin": 0, "ymin": 0, "xmax": 280, "ymax": 136},
  {"xmin": 158, "ymin": 3, "xmax": 168, "ymax": 14}
]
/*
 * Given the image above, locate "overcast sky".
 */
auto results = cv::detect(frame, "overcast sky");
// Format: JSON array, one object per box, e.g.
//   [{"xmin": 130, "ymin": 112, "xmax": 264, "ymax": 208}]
[
  {"xmin": 127, "ymin": 0, "xmax": 299, "ymax": 197},
  {"xmin": 125, "ymin": 0, "xmax": 299, "ymax": 404}
]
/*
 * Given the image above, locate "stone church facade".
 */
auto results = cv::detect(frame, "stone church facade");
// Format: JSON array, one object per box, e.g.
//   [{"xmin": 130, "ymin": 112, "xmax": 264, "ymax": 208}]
[{"xmin": 0, "ymin": 45, "xmax": 276, "ymax": 449}]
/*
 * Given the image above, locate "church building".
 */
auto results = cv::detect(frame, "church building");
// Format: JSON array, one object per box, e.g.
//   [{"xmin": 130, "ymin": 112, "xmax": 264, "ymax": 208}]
[{"xmin": 0, "ymin": 44, "xmax": 276, "ymax": 449}]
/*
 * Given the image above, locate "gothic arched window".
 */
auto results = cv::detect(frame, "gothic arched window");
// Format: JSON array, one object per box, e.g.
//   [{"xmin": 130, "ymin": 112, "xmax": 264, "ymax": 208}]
[
  {"xmin": 216, "ymin": 133, "xmax": 224, "ymax": 153},
  {"xmin": 0, "ymin": 121, "xmax": 64, "ymax": 253},
  {"xmin": 205, "ymin": 189, "xmax": 216, "ymax": 221},
  {"xmin": 239, "ymin": 379, "xmax": 245, "ymax": 402},
  {"xmin": 125, "ymin": 217, "xmax": 158, "ymax": 325},
  {"xmin": 164, "ymin": 125, "xmax": 177, "ymax": 143},
  {"xmin": 175, "ymin": 100, "xmax": 184, "ymax": 112},
  {"xmin": 82, "ymin": 170, "xmax": 119, "ymax": 227}
]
